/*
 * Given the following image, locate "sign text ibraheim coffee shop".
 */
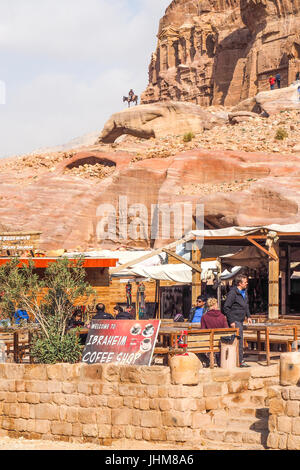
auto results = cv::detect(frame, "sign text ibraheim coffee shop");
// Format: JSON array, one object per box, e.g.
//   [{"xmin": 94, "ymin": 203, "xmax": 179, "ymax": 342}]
[{"xmin": 81, "ymin": 319, "xmax": 161, "ymax": 366}]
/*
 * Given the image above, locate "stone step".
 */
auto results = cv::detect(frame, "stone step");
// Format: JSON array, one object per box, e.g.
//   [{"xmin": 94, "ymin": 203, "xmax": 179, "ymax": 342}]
[
  {"xmin": 227, "ymin": 416, "xmax": 268, "ymax": 431},
  {"xmin": 201, "ymin": 425, "xmax": 268, "ymax": 447},
  {"xmin": 203, "ymin": 439, "xmax": 266, "ymax": 451},
  {"xmin": 226, "ymin": 406, "xmax": 269, "ymax": 419},
  {"xmin": 211, "ymin": 413, "xmax": 268, "ymax": 431},
  {"xmin": 222, "ymin": 392, "xmax": 267, "ymax": 409}
]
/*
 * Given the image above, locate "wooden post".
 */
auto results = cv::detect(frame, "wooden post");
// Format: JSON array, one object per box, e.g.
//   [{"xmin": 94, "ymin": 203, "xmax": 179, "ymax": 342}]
[
  {"xmin": 192, "ymin": 243, "xmax": 201, "ymax": 306},
  {"xmin": 268, "ymin": 240, "xmax": 280, "ymax": 320},
  {"xmin": 287, "ymin": 245, "xmax": 291, "ymax": 314},
  {"xmin": 216, "ymin": 257, "xmax": 222, "ymax": 309},
  {"xmin": 136, "ymin": 282, "xmax": 139, "ymax": 320},
  {"xmin": 155, "ymin": 280, "xmax": 161, "ymax": 320},
  {"xmin": 281, "ymin": 271, "xmax": 286, "ymax": 316}
]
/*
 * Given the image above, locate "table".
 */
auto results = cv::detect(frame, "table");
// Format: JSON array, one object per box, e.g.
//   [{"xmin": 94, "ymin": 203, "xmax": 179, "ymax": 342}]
[{"xmin": 243, "ymin": 323, "xmax": 298, "ymax": 365}]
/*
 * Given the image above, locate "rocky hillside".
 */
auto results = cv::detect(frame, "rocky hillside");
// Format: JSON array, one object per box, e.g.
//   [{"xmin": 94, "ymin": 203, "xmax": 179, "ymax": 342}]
[
  {"xmin": 141, "ymin": 0, "xmax": 300, "ymax": 106},
  {"xmin": 0, "ymin": 106, "xmax": 299, "ymax": 251}
]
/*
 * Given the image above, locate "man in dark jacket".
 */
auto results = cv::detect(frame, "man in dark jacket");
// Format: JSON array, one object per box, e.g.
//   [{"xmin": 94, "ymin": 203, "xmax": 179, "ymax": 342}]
[
  {"xmin": 92, "ymin": 303, "xmax": 114, "ymax": 320},
  {"xmin": 189, "ymin": 295, "xmax": 208, "ymax": 323},
  {"xmin": 114, "ymin": 305, "xmax": 133, "ymax": 320},
  {"xmin": 224, "ymin": 275, "xmax": 252, "ymax": 367}
]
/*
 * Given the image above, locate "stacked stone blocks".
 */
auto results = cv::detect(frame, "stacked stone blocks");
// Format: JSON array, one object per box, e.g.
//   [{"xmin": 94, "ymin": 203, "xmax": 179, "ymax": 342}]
[{"xmin": 0, "ymin": 363, "xmax": 279, "ymax": 446}]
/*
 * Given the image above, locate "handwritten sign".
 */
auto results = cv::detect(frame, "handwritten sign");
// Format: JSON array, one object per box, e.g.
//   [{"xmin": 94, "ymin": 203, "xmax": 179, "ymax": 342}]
[{"xmin": 81, "ymin": 319, "xmax": 161, "ymax": 366}]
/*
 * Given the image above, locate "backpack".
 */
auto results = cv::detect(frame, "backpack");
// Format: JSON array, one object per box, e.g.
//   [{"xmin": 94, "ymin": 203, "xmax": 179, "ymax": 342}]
[{"xmin": 174, "ymin": 313, "xmax": 185, "ymax": 322}]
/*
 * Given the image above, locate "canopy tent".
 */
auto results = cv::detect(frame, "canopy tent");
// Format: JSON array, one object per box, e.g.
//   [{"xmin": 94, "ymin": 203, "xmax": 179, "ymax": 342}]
[
  {"xmin": 220, "ymin": 246, "xmax": 268, "ymax": 270},
  {"xmin": 64, "ymin": 250, "xmax": 167, "ymax": 267},
  {"xmin": 190, "ymin": 223, "xmax": 300, "ymax": 239},
  {"xmin": 110, "ymin": 261, "xmax": 242, "ymax": 283}
]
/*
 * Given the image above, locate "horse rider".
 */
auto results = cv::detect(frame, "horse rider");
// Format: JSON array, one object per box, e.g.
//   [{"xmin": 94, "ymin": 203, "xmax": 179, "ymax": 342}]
[{"xmin": 128, "ymin": 89, "xmax": 135, "ymax": 100}]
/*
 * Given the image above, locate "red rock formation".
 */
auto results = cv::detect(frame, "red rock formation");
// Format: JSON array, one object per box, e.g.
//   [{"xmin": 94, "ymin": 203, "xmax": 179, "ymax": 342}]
[
  {"xmin": 141, "ymin": 0, "xmax": 300, "ymax": 107},
  {"xmin": 1, "ymin": 148, "xmax": 300, "ymax": 251}
]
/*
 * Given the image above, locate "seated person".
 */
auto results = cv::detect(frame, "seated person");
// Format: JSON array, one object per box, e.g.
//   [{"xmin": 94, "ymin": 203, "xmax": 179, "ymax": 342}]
[
  {"xmin": 67, "ymin": 310, "xmax": 85, "ymax": 330},
  {"xmin": 188, "ymin": 295, "xmax": 207, "ymax": 323},
  {"xmin": 200, "ymin": 297, "xmax": 228, "ymax": 329},
  {"xmin": 67, "ymin": 310, "xmax": 86, "ymax": 345},
  {"xmin": 115, "ymin": 306, "xmax": 134, "ymax": 320},
  {"xmin": 200, "ymin": 297, "xmax": 228, "ymax": 367},
  {"xmin": 14, "ymin": 309, "xmax": 29, "ymax": 325},
  {"xmin": 92, "ymin": 303, "xmax": 114, "ymax": 320}
]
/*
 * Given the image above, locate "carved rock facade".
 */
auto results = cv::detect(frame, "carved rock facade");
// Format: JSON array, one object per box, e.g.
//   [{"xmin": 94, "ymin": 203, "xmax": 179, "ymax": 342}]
[{"xmin": 141, "ymin": 0, "xmax": 300, "ymax": 107}]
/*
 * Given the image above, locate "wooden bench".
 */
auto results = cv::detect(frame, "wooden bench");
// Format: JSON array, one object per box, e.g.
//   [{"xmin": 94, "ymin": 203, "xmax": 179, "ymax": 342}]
[
  {"xmin": 244, "ymin": 331, "xmax": 299, "ymax": 353},
  {"xmin": 154, "ymin": 327, "xmax": 239, "ymax": 368}
]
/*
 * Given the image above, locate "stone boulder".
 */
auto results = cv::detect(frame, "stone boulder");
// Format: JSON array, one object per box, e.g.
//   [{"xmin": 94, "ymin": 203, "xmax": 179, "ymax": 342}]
[
  {"xmin": 255, "ymin": 84, "xmax": 300, "ymax": 116},
  {"xmin": 230, "ymin": 97, "xmax": 261, "ymax": 114},
  {"xmin": 98, "ymin": 101, "xmax": 227, "ymax": 144},
  {"xmin": 228, "ymin": 111, "xmax": 260, "ymax": 124},
  {"xmin": 280, "ymin": 352, "xmax": 300, "ymax": 386},
  {"xmin": 169, "ymin": 353, "xmax": 202, "ymax": 385}
]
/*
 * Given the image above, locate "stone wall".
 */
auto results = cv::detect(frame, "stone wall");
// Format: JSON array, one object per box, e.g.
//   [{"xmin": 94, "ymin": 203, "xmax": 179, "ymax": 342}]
[
  {"xmin": 0, "ymin": 363, "xmax": 279, "ymax": 446},
  {"xmin": 267, "ymin": 385, "xmax": 300, "ymax": 450}
]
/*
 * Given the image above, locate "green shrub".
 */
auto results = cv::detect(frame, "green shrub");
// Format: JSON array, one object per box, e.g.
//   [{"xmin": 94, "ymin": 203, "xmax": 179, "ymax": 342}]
[
  {"xmin": 30, "ymin": 320, "xmax": 82, "ymax": 364},
  {"xmin": 275, "ymin": 128, "xmax": 288, "ymax": 140},
  {"xmin": 183, "ymin": 132, "xmax": 195, "ymax": 143},
  {"xmin": 0, "ymin": 256, "xmax": 95, "ymax": 363}
]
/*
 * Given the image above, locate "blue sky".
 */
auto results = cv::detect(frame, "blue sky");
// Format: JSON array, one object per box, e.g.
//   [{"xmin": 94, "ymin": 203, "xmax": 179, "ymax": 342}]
[{"xmin": 0, "ymin": 0, "xmax": 170, "ymax": 157}]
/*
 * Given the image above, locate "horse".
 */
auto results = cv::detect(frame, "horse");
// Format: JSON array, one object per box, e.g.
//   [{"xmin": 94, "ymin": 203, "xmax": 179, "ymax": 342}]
[{"xmin": 123, "ymin": 94, "xmax": 138, "ymax": 107}]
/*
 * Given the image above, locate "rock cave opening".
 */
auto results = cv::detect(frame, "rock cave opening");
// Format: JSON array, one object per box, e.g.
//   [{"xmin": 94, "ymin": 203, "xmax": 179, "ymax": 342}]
[{"xmin": 65, "ymin": 156, "xmax": 116, "ymax": 170}]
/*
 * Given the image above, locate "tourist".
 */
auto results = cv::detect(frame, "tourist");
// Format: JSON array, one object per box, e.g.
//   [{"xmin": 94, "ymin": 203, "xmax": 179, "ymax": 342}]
[
  {"xmin": 269, "ymin": 76, "xmax": 276, "ymax": 90},
  {"xmin": 200, "ymin": 297, "xmax": 228, "ymax": 367},
  {"xmin": 223, "ymin": 274, "xmax": 252, "ymax": 368},
  {"xmin": 200, "ymin": 297, "xmax": 228, "ymax": 329},
  {"xmin": 275, "ymin": 73, "xmax": 281, "ymax": 88},
  {"xmin": 14, "ymin": 309, "xmax": 29, "ymax": 325},
  {"xmin": 188, "ymin": 295, "xmax": 208, "ymax": 323},
  {"xmin": 92, "ymin": 303, "xmax": 114, "ymax": 320},
  {"xmin": 114, "ymin": 305, "xmax": 134, "ymax": 320},
  {"xmin": 296, "ymin": 71, "xmax": 300, "ymax": 81},
  {"xmin": 67, "ymin": 309, "xmax": 87, "ymax": 345},
  {"xmin": 67, "ymin": 310, "xmax": 84, "ymax": 329}
]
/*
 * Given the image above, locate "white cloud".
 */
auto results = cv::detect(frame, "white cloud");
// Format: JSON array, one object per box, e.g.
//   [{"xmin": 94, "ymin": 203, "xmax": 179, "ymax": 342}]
[{"xmin": 0, "ymin": 0, "xmax": 170, "ymax": 157}]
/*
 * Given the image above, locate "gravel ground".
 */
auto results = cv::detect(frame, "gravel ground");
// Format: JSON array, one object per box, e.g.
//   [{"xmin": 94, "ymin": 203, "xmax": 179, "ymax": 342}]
[{"xmin": 0, "ymin": 435, "xmax": 205, "ymax": 451}]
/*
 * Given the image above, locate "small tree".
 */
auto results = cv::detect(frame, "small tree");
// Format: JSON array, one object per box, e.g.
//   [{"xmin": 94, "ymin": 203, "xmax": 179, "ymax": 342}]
[
  {"xmin": 0, "ymin": 257, "xmax": 40, "ymax": 326},
  {"xmin": 0, "ymin": 256, "xmax": 95, "ymax": 363}
]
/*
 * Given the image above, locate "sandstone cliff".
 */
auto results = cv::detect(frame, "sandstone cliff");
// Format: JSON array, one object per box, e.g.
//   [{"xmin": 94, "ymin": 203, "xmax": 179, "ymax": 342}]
[
  {"xmin": 141, "ymin": 0, "xmax": 300, "ymax": 107},
  {"xmin": 0, "ymin": 108, "xmax": 299, "ymax": 251}
]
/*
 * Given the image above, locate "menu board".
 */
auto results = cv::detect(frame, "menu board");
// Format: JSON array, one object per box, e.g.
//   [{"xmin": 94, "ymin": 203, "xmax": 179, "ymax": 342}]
[{"xmin": 81, "ymin": 319, "xmax": 161, "ymax": 366}]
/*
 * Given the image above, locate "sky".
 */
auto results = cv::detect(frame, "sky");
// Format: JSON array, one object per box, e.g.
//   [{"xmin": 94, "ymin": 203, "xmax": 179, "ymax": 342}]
[{"xmin": 0, "ymin": 0, "xmax": 170, "ymax": 158}]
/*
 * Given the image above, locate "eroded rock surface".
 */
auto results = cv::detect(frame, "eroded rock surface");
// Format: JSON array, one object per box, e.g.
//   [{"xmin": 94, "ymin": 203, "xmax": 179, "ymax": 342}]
[
  {"xmin": 1, "ymin": 145, "xmax": 300, "ymax": 251},
  {"xmin": 141, "ymin": 0, "xmax": 300, "ymax": 107},
  {"xmin": 99, "ymin": 101, "xmax": 227, "ymax": 143}
]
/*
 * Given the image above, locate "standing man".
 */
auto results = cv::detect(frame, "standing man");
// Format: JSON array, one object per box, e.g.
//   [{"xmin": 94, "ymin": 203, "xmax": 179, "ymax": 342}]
[
  {"xmin": 189, "ymin": 295, "xmax": 208, "ymax": 323},
  {"xmin": 275, "ymin": 73, "xmax": 281, "ymax": 88},
  {"xmin": 224, "ymin": 274, "xmax": 252, "ymax": 367}
]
